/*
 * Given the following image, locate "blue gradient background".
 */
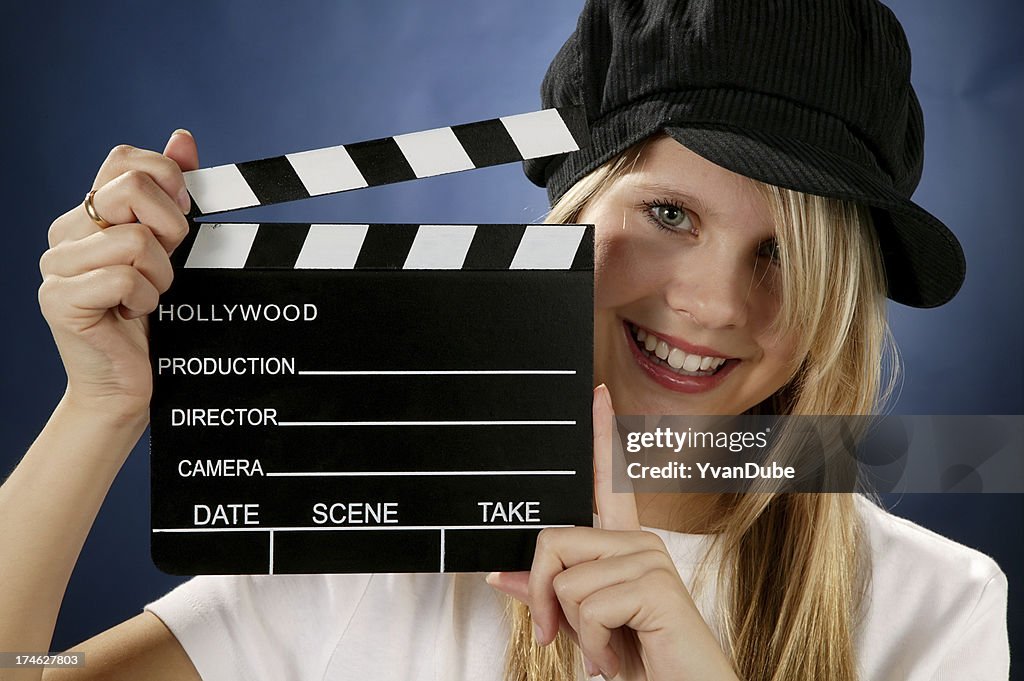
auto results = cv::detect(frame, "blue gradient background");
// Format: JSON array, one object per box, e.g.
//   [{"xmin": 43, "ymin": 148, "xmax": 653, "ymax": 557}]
[{"xmin": 2, "ymin": 0, "xmax": 1021, "ymax": 666}]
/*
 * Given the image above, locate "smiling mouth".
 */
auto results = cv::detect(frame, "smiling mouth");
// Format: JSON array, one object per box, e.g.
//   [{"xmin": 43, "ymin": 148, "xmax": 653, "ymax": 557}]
[{"xmin": 625, "ymin": 322, "xmax": 733, "ymax": 377}]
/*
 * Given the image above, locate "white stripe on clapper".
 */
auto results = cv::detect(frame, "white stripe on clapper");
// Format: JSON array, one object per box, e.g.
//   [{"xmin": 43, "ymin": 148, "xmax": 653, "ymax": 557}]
[
  {"xmin": 184, "ymin": 165, "xmax": 260, "ymax": 215},
  {"xmin": 510, "ymin": 225, "xmax": 586, "ymax": 270},
  {"xmin": 393, "ymin": 127, "xmax": 475, "ymax": 177},
  {"xmin": 500, "ymin": 109, "xmax": 580, "ymax": 158},
  {"xmin": 440, "ymin": 528, "xmax": 446, "ymax": 573},
  {"xmin": 293, "ymin": 224, "xmax": 369, "ymax": 269},
  {"xmin": 184, "ymin": 224, "xmax": 260, "ymax": 269},
  {"xmin": 403, "ymin": 225, "xmax": 477, "ymax": 269},
  {"xmin": 286, "ymin": 145, "xmax": 369, "ymax": 197}
]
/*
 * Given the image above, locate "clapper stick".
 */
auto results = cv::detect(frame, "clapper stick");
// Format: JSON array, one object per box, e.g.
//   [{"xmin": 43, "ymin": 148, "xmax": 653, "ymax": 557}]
[
  {"xmin": 181, "ymin": 107, "xmax": 588, "ymax": 216},
  {"xmin": 150, "ymin": 108, "xmax": 595, "ymax": 575}
]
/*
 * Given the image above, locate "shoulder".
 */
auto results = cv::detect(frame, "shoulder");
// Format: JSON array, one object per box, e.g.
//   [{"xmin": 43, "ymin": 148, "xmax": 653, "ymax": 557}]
[
  {"xmin": 854, "ymin": 494, "xmax": 1005, "ymax": 589},
  {"xmin": 146, "ymin": 573, "xmax": 508, "ymax": 681},
  {"xmin": 144, "ymin": 574, "xmax": 375, "ymax": 681},
  {"xmin": 853, "ymin": 495, "xmax": 1009, "ymax": 680},
  {"xmin": 147, "ymin": 571, "xmax": 479, "ymax": 622},
  {"xmin": 147, "ymin": 573, "xmax": 372, "ymax": 617}
]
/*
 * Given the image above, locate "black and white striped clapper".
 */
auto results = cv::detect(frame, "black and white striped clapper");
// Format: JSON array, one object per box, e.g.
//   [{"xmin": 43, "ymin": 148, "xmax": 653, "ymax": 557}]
[{"xmin": 150, "ymin": 108, "xmax": 595, "ymax": 575}]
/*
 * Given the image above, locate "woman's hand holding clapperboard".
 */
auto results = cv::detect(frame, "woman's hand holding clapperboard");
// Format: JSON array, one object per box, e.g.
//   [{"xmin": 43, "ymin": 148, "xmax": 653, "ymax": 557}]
[
  {"xmin": 39, "ymin": 132, "xmax": 198, "ymax": 425},
  {"xmin": 4, "ymin": 133, "xmax": 204, "ymax": 680},
  {"xmin": 486, "ymin": 385, "xmax": 740, "ymax": 680}
]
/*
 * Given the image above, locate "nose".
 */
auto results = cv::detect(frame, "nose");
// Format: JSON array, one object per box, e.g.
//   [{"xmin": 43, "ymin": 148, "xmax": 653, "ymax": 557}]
[{"xmin": 663, "ymin": 244, "xmax": 751, "ymax": 329}]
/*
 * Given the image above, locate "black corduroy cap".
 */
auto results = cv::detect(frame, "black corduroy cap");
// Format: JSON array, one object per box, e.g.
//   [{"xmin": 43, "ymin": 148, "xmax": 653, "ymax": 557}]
[{"xmin": 524, "ymin": 0, "xmax": 966, "ymax": 308}]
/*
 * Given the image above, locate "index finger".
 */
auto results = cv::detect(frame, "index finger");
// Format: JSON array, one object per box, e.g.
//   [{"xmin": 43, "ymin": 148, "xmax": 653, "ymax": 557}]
[
  {"xmin": 593, "ymin": 384, "xmax": 640, "ymax": 531},
  {"xmin": 93, "ymin": 144, "xmax": 191, "ymax": 213}
]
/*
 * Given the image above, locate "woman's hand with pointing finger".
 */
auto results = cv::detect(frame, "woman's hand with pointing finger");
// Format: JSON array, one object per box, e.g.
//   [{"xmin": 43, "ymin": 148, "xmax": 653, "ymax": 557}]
[{"xmin": 486, "ymin": 385, "xmax": 740, "ymax": 680}]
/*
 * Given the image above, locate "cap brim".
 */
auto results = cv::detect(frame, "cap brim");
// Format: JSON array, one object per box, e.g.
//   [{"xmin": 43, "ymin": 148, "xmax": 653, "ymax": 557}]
[{"xmin": 663, "ymin": 125, "xmax": 965, "ymax": 308}]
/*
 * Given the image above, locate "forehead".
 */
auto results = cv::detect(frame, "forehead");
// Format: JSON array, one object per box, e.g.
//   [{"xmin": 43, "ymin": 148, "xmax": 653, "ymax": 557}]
[{"xmin": 618, "ymin": 136, "xmax": 774, "ymax": 229}]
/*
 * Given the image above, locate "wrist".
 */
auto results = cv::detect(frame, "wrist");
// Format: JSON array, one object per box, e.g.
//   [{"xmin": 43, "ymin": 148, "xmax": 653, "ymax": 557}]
[
  {"xmin": 58, "ymin": 389, "xmax": 150, "ymax": 435},
  {"xmin": 639, "ymin": 611, "xmax": 741, "ymax": 681}
]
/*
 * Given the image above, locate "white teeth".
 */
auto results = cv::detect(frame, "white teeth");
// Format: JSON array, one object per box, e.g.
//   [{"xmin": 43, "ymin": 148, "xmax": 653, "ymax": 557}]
[
  {"xmin": 682, "ymin": 354, "xmax": 701, "ymax": 372},
  {"xmin": 629, "ymin": 323, "xmax": 730, "ymax": 375}
]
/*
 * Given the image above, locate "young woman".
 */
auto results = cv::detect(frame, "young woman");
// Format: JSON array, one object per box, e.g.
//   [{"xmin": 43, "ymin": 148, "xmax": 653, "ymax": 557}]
[{"xmin": 1, "ymin": 1, "xmax": 1009, "ymax": 680}]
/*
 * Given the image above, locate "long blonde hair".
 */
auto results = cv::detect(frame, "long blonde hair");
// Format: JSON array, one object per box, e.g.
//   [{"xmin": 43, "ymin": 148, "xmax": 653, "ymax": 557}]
[{"xmin": 502, "ymin": 135, "xmax": 899, "ymax": 680}]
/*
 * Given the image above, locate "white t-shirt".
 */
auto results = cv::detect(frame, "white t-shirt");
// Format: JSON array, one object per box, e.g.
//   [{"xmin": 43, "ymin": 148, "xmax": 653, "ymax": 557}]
[{"xmin": 144, "ymin": 495, "xmax": 1009, "ymax": 680}]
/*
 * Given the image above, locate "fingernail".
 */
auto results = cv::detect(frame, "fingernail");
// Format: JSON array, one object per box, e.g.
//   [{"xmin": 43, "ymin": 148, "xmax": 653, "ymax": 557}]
[
  {"xmin": 172, "ymin": 128, "xmax": 193, "ymax": 138},
  {"xmin": 583, "ymin": 657, "xmax": 600, "ymax": 677},
  {"xmin": 532, "ymin": 623, "xmax": 544, "ymax": 645},
  {"xmin": 600, "ymin": 383, "xmax": 612, "ymax": 411}
]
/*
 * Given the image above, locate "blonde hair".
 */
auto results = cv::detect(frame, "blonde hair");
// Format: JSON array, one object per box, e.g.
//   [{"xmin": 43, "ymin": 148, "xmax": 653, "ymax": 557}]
[{"xmin": 501, "ymin": 135, "xmax": 899, "ymax": 680}]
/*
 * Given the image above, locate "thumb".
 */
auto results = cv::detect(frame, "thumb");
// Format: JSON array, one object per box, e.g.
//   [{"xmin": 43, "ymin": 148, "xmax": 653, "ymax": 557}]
[{"xmin": 163, "ymin": 128, "xmax": 199, "ymax": 172}]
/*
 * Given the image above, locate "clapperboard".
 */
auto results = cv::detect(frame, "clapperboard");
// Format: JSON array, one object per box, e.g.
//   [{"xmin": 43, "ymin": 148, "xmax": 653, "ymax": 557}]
[{"xmin": 149, "ymin": 108, "xmax": 595, "ymax": 574}]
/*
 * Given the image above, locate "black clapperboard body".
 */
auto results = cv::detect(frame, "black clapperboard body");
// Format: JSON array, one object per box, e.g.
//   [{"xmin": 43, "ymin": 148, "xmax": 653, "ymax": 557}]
[{"xmin": 150, "ymin": 108, "xmax": 595, "ymax": 574}]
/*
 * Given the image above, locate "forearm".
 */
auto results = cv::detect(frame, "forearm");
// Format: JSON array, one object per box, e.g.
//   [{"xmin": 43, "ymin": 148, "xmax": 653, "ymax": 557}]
[{"xmin": 0, "ymin": 394, "xmax": 147, "ymax": 670}]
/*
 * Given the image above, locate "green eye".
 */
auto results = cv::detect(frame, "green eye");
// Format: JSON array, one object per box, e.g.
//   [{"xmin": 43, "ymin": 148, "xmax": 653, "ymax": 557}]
[
  {"xmin": 653, "ymin": 204, "xmax": 688, "ymax": 227},
  {"xmin": 642, "ymin": 199, "xmax": 696, "ymax": 234}
]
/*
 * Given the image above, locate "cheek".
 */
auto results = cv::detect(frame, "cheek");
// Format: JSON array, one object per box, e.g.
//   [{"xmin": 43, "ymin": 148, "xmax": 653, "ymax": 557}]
[
  {"xmin": 742, "ymin": 261, "xmax": 786, "ymax": 331},
  {"xmin": 593, "ymin": 215, "xmax": 667, "ymax": 309},
  {"xmin": 748, "ymin": 289, "xmax": 783, "ymax": 330},
  {"xmin": 754, "ymin": 321, "xmax": 802, "ymax": 380}
]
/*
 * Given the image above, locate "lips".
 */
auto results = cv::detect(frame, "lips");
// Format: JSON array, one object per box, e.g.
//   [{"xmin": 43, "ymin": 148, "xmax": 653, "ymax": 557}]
[
  {"xmin": 628, "ymin": 323, "xmax": 728, "ymax": 375},
  {"xmin": 621, "ymin": 320, "xmax": 740, "ymax": 394}
]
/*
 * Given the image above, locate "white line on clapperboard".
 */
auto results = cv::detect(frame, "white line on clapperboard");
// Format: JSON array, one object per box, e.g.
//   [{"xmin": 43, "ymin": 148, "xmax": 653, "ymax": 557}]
[
  {"xmin": 277, "ymin": 420, "xmax": 575, "ymax": 426},
  {"xmin": 154, "ymin": 524, "xmax": 575, "ymax": 533},
  {"xmin": 155, "ymin": 524, "xmax": 576, "ymax": 575},
  {"xmin": 266, "ymin": 470, "xmax": 576, "ymax": 477},
  {"xmin": 152, "ymin": 524, "xmax": 573, "ymax": 532},
  {"xmin": 298, "ymin": 369, "xmax": 577, "ymax": 375}
]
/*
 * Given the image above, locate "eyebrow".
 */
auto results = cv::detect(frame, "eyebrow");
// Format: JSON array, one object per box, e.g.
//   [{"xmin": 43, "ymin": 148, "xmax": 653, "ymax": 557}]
[{"xmin": 627, "ymin": 181, "xmax": 712, "ymax": 217}]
